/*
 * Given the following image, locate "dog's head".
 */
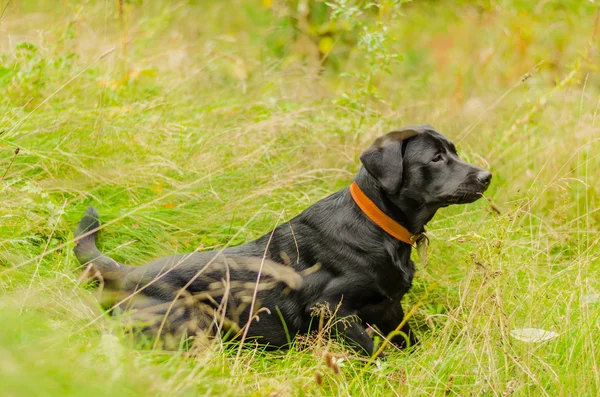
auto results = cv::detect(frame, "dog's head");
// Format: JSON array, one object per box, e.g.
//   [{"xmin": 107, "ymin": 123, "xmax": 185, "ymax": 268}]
[{"xmin": 360, "ymin": 124, "xmax": 491, "ymax": 209}]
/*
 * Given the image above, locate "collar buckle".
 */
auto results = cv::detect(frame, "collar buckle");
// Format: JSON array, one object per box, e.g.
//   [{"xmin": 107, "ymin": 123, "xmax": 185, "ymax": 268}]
[{"xmin": 410, "ymin": 233, "xmax": 426, "ymax": 244}]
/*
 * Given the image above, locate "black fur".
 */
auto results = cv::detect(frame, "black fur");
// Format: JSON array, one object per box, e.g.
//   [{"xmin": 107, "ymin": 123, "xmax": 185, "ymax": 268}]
[{"xmin": 74, "ymin": 124, "xmax": 491, "ymax": 356}]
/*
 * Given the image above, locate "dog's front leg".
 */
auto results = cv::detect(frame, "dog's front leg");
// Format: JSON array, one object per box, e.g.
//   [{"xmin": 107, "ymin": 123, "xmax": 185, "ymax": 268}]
[
  {"xmin": 313, "ymin": 278, "xmax": 384, "ymax": 358},
  {"xmin": 329, "ymin": 307, "xmax": 379, "ymax": 357}
]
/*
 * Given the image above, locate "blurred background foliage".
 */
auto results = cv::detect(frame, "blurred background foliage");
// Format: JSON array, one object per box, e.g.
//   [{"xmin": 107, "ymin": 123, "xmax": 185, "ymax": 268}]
[{"xmin": 3, "ymin": 0, "xmax": 598, "ymax": 109}]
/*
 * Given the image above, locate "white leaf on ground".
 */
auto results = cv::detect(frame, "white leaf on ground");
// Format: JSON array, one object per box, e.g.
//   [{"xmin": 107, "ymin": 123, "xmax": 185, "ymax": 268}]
[
  {"xmin": 510, "ymin": 328, "xmax": 559, "ymax": 343},
  {"xmin": 582, "ymin": 294, "xmax": 600, "ymax": 305}
]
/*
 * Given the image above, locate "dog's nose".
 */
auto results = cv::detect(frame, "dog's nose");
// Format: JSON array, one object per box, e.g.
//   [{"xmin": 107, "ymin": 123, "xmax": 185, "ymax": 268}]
[{"xmin": 477, "ymin": 170, "xmax": 492, "ymax": 187}]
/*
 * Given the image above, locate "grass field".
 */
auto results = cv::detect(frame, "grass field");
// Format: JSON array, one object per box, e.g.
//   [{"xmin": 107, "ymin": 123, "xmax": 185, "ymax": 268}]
[{"xmin": 1, "ymin": 1, "xmax": 599, "ymax": 395}]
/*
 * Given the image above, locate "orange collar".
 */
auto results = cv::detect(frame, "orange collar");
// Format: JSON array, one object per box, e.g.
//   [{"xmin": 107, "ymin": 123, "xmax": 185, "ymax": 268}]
[{"xmin": 349, "ymin": 182, "xmax": 423, "ymax": 246}]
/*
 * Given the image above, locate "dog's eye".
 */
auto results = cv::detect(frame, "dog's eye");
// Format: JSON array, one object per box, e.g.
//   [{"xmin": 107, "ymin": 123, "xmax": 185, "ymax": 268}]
[{"xmin": 431, "ymin": 154, "xmax": 444, "ymax": 163}]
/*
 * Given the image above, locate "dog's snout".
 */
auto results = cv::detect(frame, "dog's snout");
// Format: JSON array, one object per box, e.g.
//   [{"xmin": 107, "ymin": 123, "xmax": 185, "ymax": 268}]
[{"xmin": 476, "ymin": 170, "xmax": 492, "ymax": 187}]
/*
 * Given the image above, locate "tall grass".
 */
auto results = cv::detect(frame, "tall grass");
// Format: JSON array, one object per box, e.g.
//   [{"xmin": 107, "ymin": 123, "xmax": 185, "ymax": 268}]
[{"xmin": 1, "ymin": 0, "xmax": 599, "ymax": 395}]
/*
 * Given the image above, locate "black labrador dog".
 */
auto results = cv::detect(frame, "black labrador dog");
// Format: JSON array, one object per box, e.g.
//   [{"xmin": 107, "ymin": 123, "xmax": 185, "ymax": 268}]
[{"xmin": 74, "ymin": 124, "xmax": 491, "ymax": 356}]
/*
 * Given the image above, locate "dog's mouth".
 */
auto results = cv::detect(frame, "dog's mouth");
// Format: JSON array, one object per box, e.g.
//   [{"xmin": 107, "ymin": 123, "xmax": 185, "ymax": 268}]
[{"xmin": 440, "ymin": 186, "xmax": 489, "ymax": 206}]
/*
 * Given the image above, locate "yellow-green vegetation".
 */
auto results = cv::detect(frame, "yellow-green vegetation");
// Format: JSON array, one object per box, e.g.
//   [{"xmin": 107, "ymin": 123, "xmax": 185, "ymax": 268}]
[{"xmin": 1, "ymin": 0, "xmax": 599, "ymax": 395}]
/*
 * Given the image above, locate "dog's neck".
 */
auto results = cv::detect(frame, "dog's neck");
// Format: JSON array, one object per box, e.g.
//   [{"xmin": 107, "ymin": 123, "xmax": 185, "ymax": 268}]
[{"xmin": 353, "ymin": 168, "xmax": 438, "ymax": 235}]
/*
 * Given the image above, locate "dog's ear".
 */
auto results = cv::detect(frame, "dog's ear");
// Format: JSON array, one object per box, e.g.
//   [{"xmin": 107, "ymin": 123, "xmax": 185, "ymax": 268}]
[{"xmin": 360, "ymin": 125, "xmax": 429, "ymax": 194}]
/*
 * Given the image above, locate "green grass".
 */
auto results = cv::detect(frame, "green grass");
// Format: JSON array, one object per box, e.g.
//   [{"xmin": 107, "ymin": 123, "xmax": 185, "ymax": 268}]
[{"xmin": 1, "ymin": 0, "xmax": 599, "ymax": 395}]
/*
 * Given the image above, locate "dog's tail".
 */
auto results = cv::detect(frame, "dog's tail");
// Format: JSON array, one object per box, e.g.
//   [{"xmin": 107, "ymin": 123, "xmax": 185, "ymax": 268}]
[{"xmin": 74, "ymin": 207, "xmax": 131, "ymax": 279}]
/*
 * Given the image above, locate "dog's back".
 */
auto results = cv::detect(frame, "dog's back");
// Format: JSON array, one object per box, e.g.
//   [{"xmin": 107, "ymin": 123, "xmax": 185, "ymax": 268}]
[{"xmin": 74, "ymin": 207, "xmax": 308, "ymax": 349}]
